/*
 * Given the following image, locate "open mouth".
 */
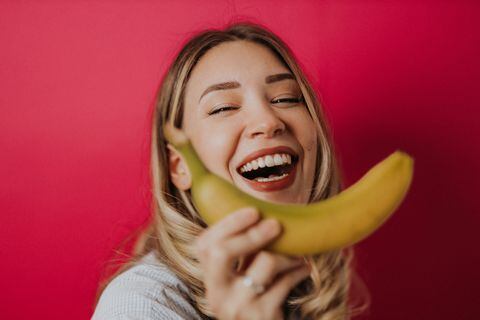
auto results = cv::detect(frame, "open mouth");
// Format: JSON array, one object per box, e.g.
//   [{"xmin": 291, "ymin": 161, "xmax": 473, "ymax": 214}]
[{"xmin": 237, "ymin": 154, "xmax": 299, "ymax": 182}]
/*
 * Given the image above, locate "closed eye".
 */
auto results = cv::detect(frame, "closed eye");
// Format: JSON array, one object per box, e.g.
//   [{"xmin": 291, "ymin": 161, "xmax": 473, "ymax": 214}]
[
  {"xmin": 272, "ymin": 96, "xmax": 304, "ymax": 105},
  {"xmin": 207, "ymin": 96, "xmax": 304, "ymax": 116},
  {"xmin": 207, "ymin": 105, "xmax": 240, "ymax": 116}
]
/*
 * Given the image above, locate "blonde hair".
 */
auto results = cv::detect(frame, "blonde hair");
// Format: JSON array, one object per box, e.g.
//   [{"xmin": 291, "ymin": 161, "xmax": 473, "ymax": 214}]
[{"xmin": 96, "ymin": 21, "xmax": 370, "ymax": 319}]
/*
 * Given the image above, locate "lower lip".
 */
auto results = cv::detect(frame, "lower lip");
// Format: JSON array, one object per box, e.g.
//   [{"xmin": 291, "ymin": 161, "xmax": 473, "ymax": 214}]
[{"xmin": 241, "ymin": 164, "xmax": 297, "ymax": 192}]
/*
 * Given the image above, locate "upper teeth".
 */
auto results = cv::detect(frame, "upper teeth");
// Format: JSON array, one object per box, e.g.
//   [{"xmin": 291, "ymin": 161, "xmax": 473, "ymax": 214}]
[{"xmin": 239, "ymin": 153, "xmax": 292, "ymax": 173}]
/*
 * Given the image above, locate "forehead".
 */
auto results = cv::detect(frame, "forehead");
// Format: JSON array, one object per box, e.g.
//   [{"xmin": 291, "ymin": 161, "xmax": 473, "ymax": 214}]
[{"xmin": 185, "ymin": 41, "xmax": 291, "ymax": 97}]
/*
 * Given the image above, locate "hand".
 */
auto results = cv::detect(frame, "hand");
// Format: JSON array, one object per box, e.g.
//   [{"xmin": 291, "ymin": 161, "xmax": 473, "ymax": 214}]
[{"xmin": 195, "ymin": 207, "xmax": 311, "ymax": 320}]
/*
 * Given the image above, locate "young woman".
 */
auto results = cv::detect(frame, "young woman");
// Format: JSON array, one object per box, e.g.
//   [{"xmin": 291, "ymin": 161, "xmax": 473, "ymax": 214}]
[{"xmin": 92, "ymin": 22, "xmax": 369, "ymax": 320}]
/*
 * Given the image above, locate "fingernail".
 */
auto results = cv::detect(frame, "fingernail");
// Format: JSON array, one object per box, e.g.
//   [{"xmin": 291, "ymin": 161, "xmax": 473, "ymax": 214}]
[
  {"xmin": 260, "ymin": 219, "xmax": 281, "ymax": 236},
  {"xmin": 237, "ymin": 208, "xmax": 259, "ymax": 220}
]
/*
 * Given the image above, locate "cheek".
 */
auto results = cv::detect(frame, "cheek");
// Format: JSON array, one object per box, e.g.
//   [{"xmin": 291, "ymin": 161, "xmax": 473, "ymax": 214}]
[
  {"xmin": 305, "ymin": 134, "xmax": 317, "ymax": 153},
  {"xmin": 293, "ymin": 113, "xmax": 318, "ymax": 152},
  {"xmin": 303, "ymin": 135, "xmax": 318, "ymax": 171},
  {"xmin": 191, "ymin": 125, "xmax": 237, "ymax": 179},
  {"xmin": 298, "ymin": 121, "xmax": 318, "ymax": 168}
]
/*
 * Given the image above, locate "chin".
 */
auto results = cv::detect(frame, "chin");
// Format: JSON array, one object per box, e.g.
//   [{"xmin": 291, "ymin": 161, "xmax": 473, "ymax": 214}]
[{"xmin": 238, "ymin": 181, "xmax": 306, "ymax": 204}]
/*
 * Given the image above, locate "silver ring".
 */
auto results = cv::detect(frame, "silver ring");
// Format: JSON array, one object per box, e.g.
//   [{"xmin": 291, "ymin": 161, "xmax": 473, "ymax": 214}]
[{"xmin": 241, "ymin": 275, "xmax": 266, "ymax": 295}]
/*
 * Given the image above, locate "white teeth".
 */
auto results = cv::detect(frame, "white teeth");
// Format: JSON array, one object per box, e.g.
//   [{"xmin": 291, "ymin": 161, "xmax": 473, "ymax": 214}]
[
  {"xmin": 254, "ymin": 173, "xmax": 288, "ymax": 182},
  {"xmin": 239, "ymin": 153, "xmax": 294, "ymax": 173},
  {"xmin": 265, "ymin": 155, "xmax": 275, "ymax": 167},
  {"xmin": 273, "ymin": 154, "xmax": 283, "ymax": 165},
  {"xmin": 257, "ymin": 158, "xmax": 265, "ymax": 168}
]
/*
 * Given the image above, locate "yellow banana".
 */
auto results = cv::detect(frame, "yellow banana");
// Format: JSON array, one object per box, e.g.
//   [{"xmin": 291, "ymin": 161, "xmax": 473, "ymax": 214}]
[{"xmin": 164, "ymin": 122, "xmax": 414, "ymax": 255}]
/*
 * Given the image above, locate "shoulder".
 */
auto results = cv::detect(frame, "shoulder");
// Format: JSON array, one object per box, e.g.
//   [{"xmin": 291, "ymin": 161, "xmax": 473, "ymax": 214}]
[{"xmin": 92, "ymin": 252, "xmax": 204, "ymax": 320}]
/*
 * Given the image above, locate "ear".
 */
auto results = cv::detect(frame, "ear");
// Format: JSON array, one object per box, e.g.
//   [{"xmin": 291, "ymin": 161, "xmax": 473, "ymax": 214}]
[{"xmin": 166, "ymin": 143, "xmax": 192, "ymax": 191}]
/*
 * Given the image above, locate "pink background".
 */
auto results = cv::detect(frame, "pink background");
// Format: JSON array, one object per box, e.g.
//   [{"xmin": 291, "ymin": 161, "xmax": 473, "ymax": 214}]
[{"xmin": 1, "ymin": 1, "xmax": 479, "ymax": 319}]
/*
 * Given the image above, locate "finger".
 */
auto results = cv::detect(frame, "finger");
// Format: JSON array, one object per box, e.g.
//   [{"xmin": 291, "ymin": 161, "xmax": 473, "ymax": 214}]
[
  {"xmin": 221, "ymin": 218, "xmax": 282, "ymax": 260},
  {"xmin": 260, "ymin": 265, "xmax": 311, "ymax": 307},
  {"xmin": 198, "ymin": 207, "xmax": 260, "ymax": 245},
  {"xmin": 202, "ymin": 218, "xmax": 281, "ymax": 287},
  {"xmin": 195, "ymin": 207, "xmax": 259, "ymax": 261},
  {"xmin": 243, "ymin": 251, "xmax": 305, "ymax": 289},
  {"xmin": 195, "ymin": 210, "xmax": 262, "ymax": 286},
  {"xmin": 234, "ymin": 253, "xmax": 255, "ymax": 273}
]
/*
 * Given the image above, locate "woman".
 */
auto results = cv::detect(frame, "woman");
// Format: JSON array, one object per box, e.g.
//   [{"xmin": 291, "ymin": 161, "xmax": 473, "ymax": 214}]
[{"xmin": 92, "ymin": 21, "xmax": 369, "ymax": 320}]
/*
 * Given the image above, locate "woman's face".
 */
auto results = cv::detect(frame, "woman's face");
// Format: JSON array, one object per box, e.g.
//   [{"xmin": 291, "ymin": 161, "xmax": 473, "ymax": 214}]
[{"xmin": 181, "ymin": 40, "xmax": 318, "ymax": 204}]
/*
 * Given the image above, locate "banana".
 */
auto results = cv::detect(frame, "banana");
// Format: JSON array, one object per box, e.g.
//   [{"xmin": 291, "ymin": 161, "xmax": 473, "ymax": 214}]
[{"xmin": 164, "ymin": 122, "xmax": 414, "ymax": 255}]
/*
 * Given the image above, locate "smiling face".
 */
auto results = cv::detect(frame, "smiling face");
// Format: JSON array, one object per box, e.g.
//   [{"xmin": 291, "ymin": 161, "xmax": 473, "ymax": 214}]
[{"xmin": 179, "ymin": 40, "xmax": 318, "ymax": 204}]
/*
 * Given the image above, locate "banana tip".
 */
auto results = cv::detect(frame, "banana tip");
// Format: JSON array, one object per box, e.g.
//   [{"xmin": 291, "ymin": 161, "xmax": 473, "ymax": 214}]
[
  {"xmin": 394, "ymin": 149, "xmax": 414, "ymax": 162},
  {"xmin": 393, "ymin": 150, "xmax": 415, "ymax": 176}
]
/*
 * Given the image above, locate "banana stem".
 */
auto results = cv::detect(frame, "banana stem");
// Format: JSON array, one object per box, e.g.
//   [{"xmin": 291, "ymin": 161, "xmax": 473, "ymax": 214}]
[
  {"xmin": 178, "ymin": 143, "xmax": 208, "ymax": 183},
  {"xmin": 163, "ymin": 122, "xmax": 208, "ymax": 183}
]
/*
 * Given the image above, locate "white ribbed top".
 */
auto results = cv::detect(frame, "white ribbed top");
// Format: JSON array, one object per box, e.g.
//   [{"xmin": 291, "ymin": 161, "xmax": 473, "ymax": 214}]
[{"xmin": 92, "ymin": 252, "xmax": 204, "ymax": 320}]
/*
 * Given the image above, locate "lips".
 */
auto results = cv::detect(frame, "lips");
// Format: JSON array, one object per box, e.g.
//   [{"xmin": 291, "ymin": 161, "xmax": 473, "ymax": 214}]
[
  {"xmin": 236, "ymin": 146, "xmax": 299, "ymax": 192},
  {"xmin": 236, "ymin": 146, "xmax": 298, "ymax": 170},
  {"xmin": 240, "ymin": 163, "xmax": 297, "ymax": 192}
]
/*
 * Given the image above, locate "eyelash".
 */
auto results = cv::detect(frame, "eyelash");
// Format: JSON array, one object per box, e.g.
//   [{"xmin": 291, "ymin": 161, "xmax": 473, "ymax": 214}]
[{"xmin": 208, "ymin": 96, "xmax": 304, "ymax": 116}]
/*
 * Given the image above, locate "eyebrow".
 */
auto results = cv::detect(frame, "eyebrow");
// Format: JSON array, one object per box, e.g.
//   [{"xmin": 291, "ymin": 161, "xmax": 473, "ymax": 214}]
[{"xmin": 198, "ymin": 73, "xmax": 295, "ymax": 102}]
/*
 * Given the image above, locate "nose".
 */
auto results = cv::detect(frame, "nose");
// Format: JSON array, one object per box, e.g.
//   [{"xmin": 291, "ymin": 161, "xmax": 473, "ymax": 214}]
[{"xmin": 246, "ymin": 104, "xmax": 286, "ymax": 139}]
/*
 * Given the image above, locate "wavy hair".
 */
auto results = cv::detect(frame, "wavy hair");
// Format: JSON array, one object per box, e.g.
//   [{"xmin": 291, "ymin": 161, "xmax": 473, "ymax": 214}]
[{"xmin": 96, "ymin": 21, "xmax": 370, "ymax": 319}]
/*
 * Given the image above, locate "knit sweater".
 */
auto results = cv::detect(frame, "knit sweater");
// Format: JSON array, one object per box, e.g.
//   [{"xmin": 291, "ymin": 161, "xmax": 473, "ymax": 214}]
[{"xmin": 91, "ymin": 252, "xmax": 204, "ymax": 320}]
